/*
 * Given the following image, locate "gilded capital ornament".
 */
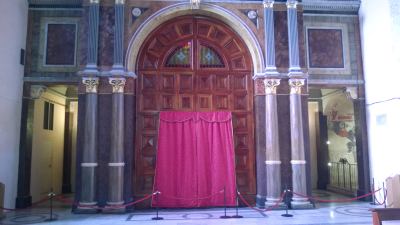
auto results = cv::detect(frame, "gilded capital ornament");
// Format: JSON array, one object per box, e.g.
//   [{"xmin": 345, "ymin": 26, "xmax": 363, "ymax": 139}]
[
  {"xmin": 115, "ymin": 0, "xmax": 124, "ymax": 4},
  {"xmin": 289, "ymin": 79, "xmax": 304, "ymax": 94},
  {"xmin": 82, "ymin": 77, "xmax": 99, "ymax": 93},
  {"xmin": 90, "ymin": 0, "xmax": 100, "ymax": 4},
  {"xmin": 264, "ymin": 79, "xmax": 280, "ymax": 95},
  {"xmin": 286, "ymin": 0, "xmax": 298, "ymax": 9},
  {"xmin": 109, "ymin": 77, "xmax": 126, "ymax": 93},
  {"xmin": 263, "ymin": 0, "xmax": 274, "ymax": 8}
]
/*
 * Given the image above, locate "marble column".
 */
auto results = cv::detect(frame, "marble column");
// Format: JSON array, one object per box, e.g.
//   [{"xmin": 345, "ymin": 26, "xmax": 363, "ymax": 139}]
[
  {"xmin": 107, "ymin": 78, "xmax": 126, "ymax": 208},
  {"xmin": 84, "ymin": 0, "xmax": 100, "ymax": 73},
  {"xmin": 264, "ymin": 79, "xmax": 284, "ymax": 207},
  {"xmin": 289, "ymin": 79, "xmax": 312, "ymax": 208},
  {"xmin": 263, "ymin": 0, "xmax": 279, "ymax": 75},
  {"xmin": 79, "ymin": 77, "xmax": 99, "ymax": 209},
  {"xmin": 112, "ymin": 0, "xmax": 125, "ymax": 71},
  {"xmin": 286, "ymin": 0, "xmax": 302, "ymax": 76}
]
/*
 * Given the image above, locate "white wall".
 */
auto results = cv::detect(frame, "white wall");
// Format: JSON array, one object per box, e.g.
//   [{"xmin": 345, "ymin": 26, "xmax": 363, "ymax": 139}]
[
  {"xmin": 359, "ymin": 0, "xmax": 400, "ymax": 188},
  {"xmin": 0, "ymin": 0, "xmax": 28, "ymax": 208},
  {"xmin": 30, "ymin": 92, "xmax": 66, "ymax": 202}
]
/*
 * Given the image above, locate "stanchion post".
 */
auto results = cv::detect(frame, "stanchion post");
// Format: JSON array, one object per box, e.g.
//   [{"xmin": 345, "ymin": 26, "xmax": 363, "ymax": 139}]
[
  {"xmin": 370, "ymin": 178, "xmax": 376, "ymax": 205},
  {"xmin": 281, "ymin": 189, "xmax": 293, "ymax": 218},
  {"xmin": 45, "ymin": 189, "xmax": 57, "ymax": 222},
  {"xmin": 231, "ymin": 189, "xmax": 243, "ymax": 218},
  {"xmin": 152, "ymin": 191, "xmax": 163, "ymax": 220},
  {"xmin": 383, "ymin": 182, "xmax": 387, "ymax": 208},
  {"xmin": 220, "ymin": 186, "xmax": 231, "ymax": 219}
]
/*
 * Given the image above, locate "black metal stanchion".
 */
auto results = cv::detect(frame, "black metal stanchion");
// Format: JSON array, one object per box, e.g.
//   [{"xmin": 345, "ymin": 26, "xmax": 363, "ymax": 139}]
[
  {"xmin": 152, "ymin": 191, "xmax": 163, "ymax": 220},
  {"xmin": 370, "ymin": 178, "xmax": 376, "ymax": 205},
  {"xmin": 383, "ymin": 182, "xmax": 387, "ymax": 208},
  {"xmin": 45, "ymin": 189, "xmax": 57, "ymax": 222},
  {"xmin": 281, "ymin": 189, "xmax": 293, "ymax": 218},
  {"xmin": 220, "ymin": 186, "xmax": 231, "ymax": 219},
  {"xmin": 231, "ymin": 189, "xmax": 243, "ymax": 218}
]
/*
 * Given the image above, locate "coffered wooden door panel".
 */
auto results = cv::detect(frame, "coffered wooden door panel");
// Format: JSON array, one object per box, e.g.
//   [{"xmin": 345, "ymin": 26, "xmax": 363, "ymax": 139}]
[{"xmin": 135, "ymin": 16, "xmax": 255, "ymax": 206}]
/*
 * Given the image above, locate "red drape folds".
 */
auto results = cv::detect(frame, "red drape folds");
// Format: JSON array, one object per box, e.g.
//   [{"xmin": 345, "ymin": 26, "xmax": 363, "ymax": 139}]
[{"xmin": 152, "ymin": 111, "xmax": 236, "ymax": 208}]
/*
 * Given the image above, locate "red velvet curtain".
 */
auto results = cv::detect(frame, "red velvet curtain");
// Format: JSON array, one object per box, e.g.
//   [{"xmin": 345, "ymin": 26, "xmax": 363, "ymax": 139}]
[{"xmin": 152, "ymin": 111, "xmax": 236, "ymax": 208}]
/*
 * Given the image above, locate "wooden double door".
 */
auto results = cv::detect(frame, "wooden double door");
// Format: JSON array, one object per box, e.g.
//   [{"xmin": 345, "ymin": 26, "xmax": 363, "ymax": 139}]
[{"xmin": 135, "ymin": 16, "xmax": 255, "ymax": 203}]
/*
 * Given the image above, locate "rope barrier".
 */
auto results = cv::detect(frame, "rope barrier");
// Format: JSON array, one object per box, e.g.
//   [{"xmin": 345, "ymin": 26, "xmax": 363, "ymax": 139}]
[
  {"xmin": 373, "ymin": 188, "xmax": 387, "ymax": 206},
  {"xmin": 157, "ymin": 189, "xmax": 224, "ymax": 201},
  {"xmin": 58, "ymin": 192, "xmax": 158, "ymax": 210},
  {"xmin": 237, "ymin": 191, "xmax": 286, "ymax": 212},
  {"xmin": 0, "ymin": 195, "xmax": 55, "ymax": 212},
  {"xmin": 292, "ymin": 188, "xmax": 382, "ymax": 203}
]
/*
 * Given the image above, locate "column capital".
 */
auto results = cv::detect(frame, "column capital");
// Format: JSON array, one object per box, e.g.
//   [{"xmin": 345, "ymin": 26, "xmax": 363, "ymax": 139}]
[
  {"xmin": 263, "ymin": 0, "xmax": 274, "ymax": 8},
  {"xmin": 30, "ymin": 85, "xmax": 47, "ymax": 99},
  {"xmin": 346, "ymin": 87, "xmax": 358, "ymax": 100},
  {"xmin": 115, "ymin": 0, "xmax": 124, "ymax": 4},
  {"xmin": 286, "ymin": 0, "xmax": 298, "ymax": 9},
  {"xmin": 264, "ymin": 79, "xmax": 280, "ymax": 95},
  {"xmin": 109, "ymin": 77, "xmax": 126, "ymax": 93},
  {"xmin": 82, "ymin": 77, "xmax": 99, "ymax": 93},
  {"xmin": 289, "ymin": 78, "xmax": 305, "ymax": 94},
  {"xmin": 190, "ymin": 0, "xmax": 200, "ymax": 9},
  {"xmin": 90, "ymin": 0, "xmax": 100, "ymax": 4}
]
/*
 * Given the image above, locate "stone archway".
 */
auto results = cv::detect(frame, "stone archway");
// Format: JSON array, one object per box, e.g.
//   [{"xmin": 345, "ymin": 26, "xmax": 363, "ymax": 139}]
[{"xmin": 133, "ymin": 15, "xmax": 257, "ymax": 206}]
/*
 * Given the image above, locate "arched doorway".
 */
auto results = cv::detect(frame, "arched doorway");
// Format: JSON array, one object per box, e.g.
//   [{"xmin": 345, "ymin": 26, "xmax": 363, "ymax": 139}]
[{"xmin": 135, "ymin": 16, "xmax": 255, "ymax": 204}]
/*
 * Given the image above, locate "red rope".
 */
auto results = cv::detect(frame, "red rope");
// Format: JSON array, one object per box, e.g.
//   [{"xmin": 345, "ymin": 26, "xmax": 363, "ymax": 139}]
[
  {"xmin": 0, "ymin": 195, "xmax": 53, "ymax": 212},
  {"xmin": 237, "ymin": 191, "xmax": 286, "ymax": 212},
  {"xmin": 58, "ymin": 193, "xmax": 156, "ymax": 209},
  {"xmin": 292, "ymin": 188, "xmax": 382, "ymax": 203},
  {"xmin": 373, "ymin": 189, "xmax": 387, "ymax": 205}
]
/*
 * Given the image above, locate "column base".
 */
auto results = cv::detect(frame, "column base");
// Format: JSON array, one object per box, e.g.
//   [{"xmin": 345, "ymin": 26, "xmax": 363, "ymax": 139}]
[
  {"xmin": 265, "ymin": 198, "xmax": 286, "ymax": 210},
  {"xmin": 73, "ymin": 202, "xmax": 99, "ymax": 214},
  {"xmin": 291, "ymin": 197, "xmax": 314, "ymax": 209},
  {"xmin": 256, "ymin": 195, "xmax": 266, "ymax": 208},
  {"xmin": 15, "ymin": 195, "xmax": 32, "ymax": 208},
  {"xmin": 102, "ymin": 204, "xmax": 126, "ymax": 214}
]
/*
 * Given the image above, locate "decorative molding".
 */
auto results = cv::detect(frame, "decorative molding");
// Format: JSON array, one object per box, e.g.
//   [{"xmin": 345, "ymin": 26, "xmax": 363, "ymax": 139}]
[
  {"xmin": 289, "ymin": 79, "xmax": 305, "ymax": 94},
  {"xmin": 190, "ymin": 0, "xmax": 200, "ymax": 9},
  {"xmin": 30, "ymin": 85, "xmax": 47, "ymax": 99},
  {"xmin": 78, "ymin": 201, "xmax": 97, "ymax": 206},
  {"xmin": 106, "ymin": 201, "xmax": 125, "ymax": 205},
  {"xmin": 265, "ymin": 160, "xmax": 282, "ymax": 165},
  {"xmin": 108, "ymin": 162, "xmax": 125, "ymax": 167},
  {"xmin": 264, "ymin": 79, "xmax": 280, "ymax": 95},
  {"xmin": 81, "ymin": 162, "xmax": 98, "ymax": 167},
  {"xmin": 109, "ymin": 77, "xmax": 126, "ymax": 93},
  {"xmin": 302, "ymin": 0, "xmax": 360, "ymax": 13},
  {"xmin": 263, "ymin": 0, "xmax": 274, "ymax": 8},
  {"xmin": 82, "ymin": 77, "xmax": 99, "ymax": 93},
  {"xmin": 290, "ymin": 160, "xmax": 307, "ymax": 164},
  {"xmin": 286, "ymin": 0, "xmax": 298, "ymax": 9}
]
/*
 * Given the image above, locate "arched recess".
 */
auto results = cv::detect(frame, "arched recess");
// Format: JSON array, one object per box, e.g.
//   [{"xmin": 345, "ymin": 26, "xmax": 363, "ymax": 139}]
[
  {"xmin": 126, "ymin": 2, "xmax": 264, "ymax": 76},
  {"xmin": 134, "ymin": 15, "xmax": 256, "ymax": 204}
]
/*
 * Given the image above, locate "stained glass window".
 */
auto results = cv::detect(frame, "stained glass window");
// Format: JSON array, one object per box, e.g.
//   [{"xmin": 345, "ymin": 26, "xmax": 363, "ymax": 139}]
[
  {"xmin": 166, "ymin": 42, "xmax": 191, "ymax": 67},
  {"xmin": 200, "ymin": 45, "xmax": 224, "ymax": 68}
]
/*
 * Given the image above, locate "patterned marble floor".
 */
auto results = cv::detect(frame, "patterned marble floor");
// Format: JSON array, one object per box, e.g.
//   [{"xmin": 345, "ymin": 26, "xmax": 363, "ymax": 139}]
[{"xmin": 0, "ymin": 191, "xmax": 396, "ymax": 225}]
